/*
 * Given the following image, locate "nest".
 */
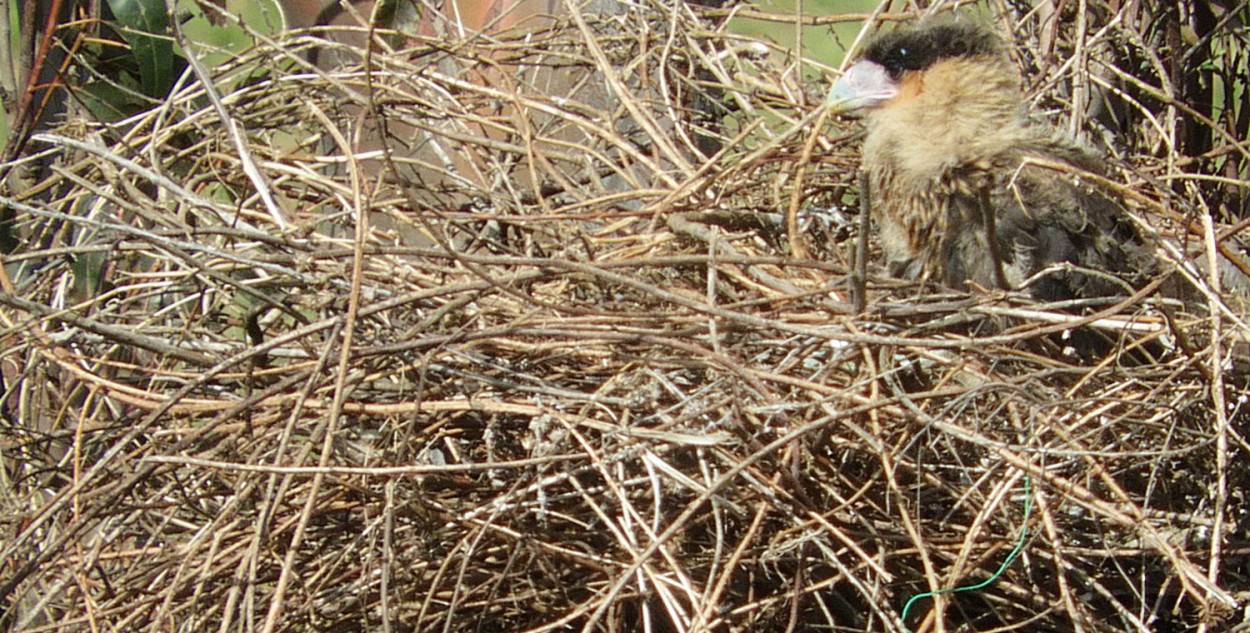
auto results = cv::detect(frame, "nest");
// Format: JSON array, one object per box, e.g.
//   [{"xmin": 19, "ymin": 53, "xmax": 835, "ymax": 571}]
[{"xmin": 2, "ymin": 1, "xmax": 1249, "ymax": 631}]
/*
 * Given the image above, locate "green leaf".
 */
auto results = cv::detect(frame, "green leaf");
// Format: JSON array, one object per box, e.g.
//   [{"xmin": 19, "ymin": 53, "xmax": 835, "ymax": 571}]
[
  {"xmin": 78, "ymin": 81, "xmax": 146, "ymax": 122},
  {"xmin": 106, "ymin": 0, "xmax": 175, "ymax": 98},
  {"xmin": 71, "ymin": 250, "xmax": 110, "ymax": 299}
]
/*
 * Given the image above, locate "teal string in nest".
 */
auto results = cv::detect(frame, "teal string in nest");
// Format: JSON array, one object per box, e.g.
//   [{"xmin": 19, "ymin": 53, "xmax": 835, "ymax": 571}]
[{"xmin": 900, "ymin": 475, "xmax": 1033, "ymax": 631}]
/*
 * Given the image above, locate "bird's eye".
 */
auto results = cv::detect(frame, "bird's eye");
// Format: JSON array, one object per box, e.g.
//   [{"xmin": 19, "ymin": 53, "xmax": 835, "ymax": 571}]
[{"xmin": 898, "ymin": 47, "xmax": 908, "ymax": 57}]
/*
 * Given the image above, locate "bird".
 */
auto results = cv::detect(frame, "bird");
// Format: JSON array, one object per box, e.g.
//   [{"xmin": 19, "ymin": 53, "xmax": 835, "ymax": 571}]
[{"xmin": 829, "ymin": 20, "xmax": 1158, "ymax": 302}]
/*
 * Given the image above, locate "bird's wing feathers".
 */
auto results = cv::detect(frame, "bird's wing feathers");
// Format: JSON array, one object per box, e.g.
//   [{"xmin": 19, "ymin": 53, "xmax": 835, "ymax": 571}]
[{"xmin": 974, "ymin": 150, "xmax": 1156, "ymax": 300}]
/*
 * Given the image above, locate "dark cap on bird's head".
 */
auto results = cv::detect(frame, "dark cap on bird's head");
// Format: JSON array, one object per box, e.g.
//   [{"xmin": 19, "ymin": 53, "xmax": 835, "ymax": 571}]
[{"xmin": 830, "ymin": 21, "xmax": 1005, "ymax": 110}]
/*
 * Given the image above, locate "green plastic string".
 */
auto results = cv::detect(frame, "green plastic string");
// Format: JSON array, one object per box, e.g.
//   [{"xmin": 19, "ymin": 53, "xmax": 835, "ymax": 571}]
[{"xmin": 899, "ymin": 475, "xmax": 1033, "ymax": 630}]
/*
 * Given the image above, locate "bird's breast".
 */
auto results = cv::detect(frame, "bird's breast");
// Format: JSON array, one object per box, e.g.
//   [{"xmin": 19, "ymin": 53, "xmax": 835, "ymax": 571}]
[{"xmin": 869, "ymin": 165, "xmax": 953, "ymax": 281}]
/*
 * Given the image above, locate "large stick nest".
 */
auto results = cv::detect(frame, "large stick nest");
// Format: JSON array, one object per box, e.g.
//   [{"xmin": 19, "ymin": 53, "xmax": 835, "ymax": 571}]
[{"xmin": 2, "ymin": 1, "xmax": 1249, "ymax": 631}]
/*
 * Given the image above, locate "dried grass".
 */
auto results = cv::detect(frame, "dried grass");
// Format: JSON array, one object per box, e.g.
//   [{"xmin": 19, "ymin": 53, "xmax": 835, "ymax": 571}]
[{"xmin": 1, "ymin": 1, "xmax": 1248, "ymax": 631}]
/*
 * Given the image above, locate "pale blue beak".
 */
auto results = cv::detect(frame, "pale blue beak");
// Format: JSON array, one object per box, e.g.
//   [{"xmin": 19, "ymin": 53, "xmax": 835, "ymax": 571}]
[{"xmin": 829, "ymin": 60, "xmax": 900, "ymax": 111}]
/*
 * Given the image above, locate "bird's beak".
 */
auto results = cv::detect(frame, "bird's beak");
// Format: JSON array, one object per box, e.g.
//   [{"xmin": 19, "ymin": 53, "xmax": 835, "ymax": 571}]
[{"xmin": 829, "ymin": 60, "xmax": 900, "ymax": 111}]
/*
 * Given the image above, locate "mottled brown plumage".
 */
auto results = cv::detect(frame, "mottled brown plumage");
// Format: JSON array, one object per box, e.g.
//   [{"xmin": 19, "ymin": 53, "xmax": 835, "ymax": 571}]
[{"xmin": 832, "ymin": 21, "xmax": 1157, "ymax": 301}]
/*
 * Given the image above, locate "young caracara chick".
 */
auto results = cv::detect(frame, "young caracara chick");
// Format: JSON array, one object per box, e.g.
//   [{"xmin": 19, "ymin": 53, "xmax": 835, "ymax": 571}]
[{"xmin": 831, "ymin": 21, "xmax": 1157, "ymax": 301}]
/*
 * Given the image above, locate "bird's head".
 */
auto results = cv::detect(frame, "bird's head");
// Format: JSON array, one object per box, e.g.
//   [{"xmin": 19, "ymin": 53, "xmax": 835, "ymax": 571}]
[
  {"xmin": 831, "ymin": 21, "xmax": 1026, "ymax": 181},
  {"xmin": 830, "ymin": 20, "xmax": 1014, "ymax": 114}
]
